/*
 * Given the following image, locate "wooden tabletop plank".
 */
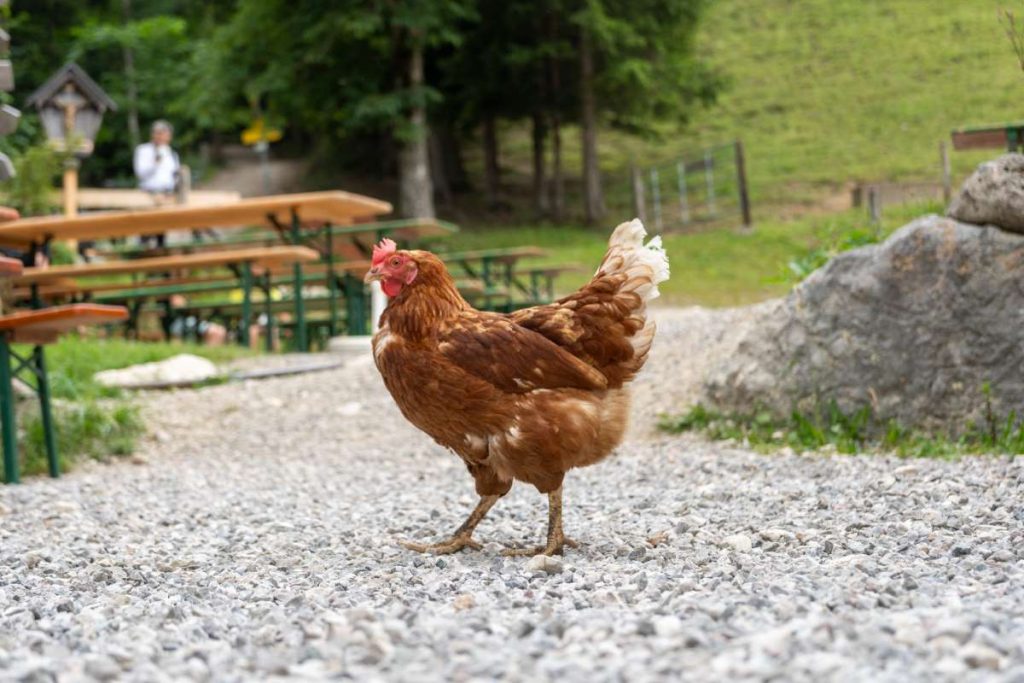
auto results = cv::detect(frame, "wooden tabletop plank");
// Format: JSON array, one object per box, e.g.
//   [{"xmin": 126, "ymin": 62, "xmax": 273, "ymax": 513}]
[
  {"xmin": 14, "ymin": 246, "xmax": 320, "ymax": 286},
  {"xmin": 0, "ymin": 256, "xmax": 22, "ymax": 278},
  {"xmin": 0, "ymin": 191, "xmax": 393, "ymax": 249},
  {"xmin": 0, "ymin": 304, "xmax": 129, "ymax": 344}
]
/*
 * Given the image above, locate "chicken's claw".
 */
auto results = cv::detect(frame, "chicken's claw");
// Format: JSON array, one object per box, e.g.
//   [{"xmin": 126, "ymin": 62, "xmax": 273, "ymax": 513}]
[
  {"xmin": 400, "ymin": 534, "xmax": 483, "ymax": 555},
  {"xmin": 502, "ymin": 536, "xmax": 579, "ymax": 557}
]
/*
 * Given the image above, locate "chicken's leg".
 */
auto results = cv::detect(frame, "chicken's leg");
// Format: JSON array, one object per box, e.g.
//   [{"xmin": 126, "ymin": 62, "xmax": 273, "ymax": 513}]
[
  {"xmin": 502, "ymin": 485, "xmax": 579, "ymax": 557},
  {"xmin": 401, "ymin": 494, "xmax": 501, "ymax": 555}
]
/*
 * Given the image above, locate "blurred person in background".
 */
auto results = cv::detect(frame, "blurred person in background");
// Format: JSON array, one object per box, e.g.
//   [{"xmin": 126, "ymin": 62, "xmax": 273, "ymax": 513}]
[{"xmin": 134, "ymin": 120, "xmax": 180, "ymax": 248}]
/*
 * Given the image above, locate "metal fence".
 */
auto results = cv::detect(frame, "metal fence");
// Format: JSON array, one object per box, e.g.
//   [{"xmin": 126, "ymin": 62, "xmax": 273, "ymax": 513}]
[{"xmin": 609, "ymin": 140, "xmax": 752, "ymax": 231}]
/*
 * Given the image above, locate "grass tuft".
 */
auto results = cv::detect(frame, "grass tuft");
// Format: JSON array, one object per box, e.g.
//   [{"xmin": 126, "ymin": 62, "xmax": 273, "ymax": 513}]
[{"xmin": 659, "ymin": 400, "xmax": 1024, "ymax": 459}]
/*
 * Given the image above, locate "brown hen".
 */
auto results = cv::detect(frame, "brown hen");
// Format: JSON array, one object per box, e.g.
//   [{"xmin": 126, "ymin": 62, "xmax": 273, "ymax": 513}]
[{"xmin": 366, "ymin": 219, "xmax": 669, "ymax": 556}]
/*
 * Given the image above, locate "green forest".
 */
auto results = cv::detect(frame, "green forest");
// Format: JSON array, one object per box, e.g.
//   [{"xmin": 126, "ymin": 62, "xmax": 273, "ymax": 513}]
[
  {"xmin": 6, "ymin": 1, "xmax": 1024, "ymax": 230},
  {"xmin": 5, "ymin": 0, "xmax": 719, "ymax": 224}
]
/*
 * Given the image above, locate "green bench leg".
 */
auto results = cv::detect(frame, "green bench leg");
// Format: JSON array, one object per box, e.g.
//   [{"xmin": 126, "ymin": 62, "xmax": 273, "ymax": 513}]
[
  {"xmin": 34, "ymin": 346, "xmax": 59, "ymax": 478},
  {"xmin": 263, "ymin": 274, "xmax": 274, "ymax": 352},
  {"xmin": 239, "ymin": 262, "xmax": 253, "ymax": 347},
  {"xmin": 289, "ymin": 210, "xmax": 308, "ymax": 352},
  {"xmin": 344, "ymin": 274, "xmax": 367, "ymax": 336},
  {"xmin": 0, "ymin": 338, "xmax": 17, "ymax": 484}
]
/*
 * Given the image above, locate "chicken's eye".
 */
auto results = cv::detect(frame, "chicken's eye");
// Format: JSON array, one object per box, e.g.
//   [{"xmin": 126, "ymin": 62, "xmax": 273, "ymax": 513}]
[{"xmin": 390, "ymin": 257, "xmax": 402, "ymax": 267}]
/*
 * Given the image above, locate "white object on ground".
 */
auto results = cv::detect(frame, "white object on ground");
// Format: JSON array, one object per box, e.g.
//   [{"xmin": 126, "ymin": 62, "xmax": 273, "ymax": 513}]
[{"xmin": 93, "ymin": 354, "xmax": 219, "ymax": 389}]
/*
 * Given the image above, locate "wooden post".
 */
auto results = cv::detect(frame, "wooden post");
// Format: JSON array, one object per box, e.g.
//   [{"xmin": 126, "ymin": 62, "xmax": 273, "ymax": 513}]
[
  {"xmin": 62, "ymin": 158, "xmax": 78, "ymax": 218},
  {"xmin": 630, "ymin": 165, "xmax": 647, "ymax": 224},
  {"xmin": 677, "ymin": 160, "xmax": 691, "ymax": 225},
  {"xmin": 176, "ymin": 164, "xmax": 192, "ymax": 205},
  {"xmin": 868, "ymin": 185, "xmax": 881, "ymax": 224},
  {"xmin": 734, "ymin": 140, "xmax": 752, "ymax": 231},
  {"xmin": 704, "ymin": 150, "xmax": 717, "ymax": 218},
  {"xmin": 649, "ymin": 167, "xmax": 663, "ymax": 232},
  {"xmin": 940, "ymin": 141, "xmax": 952, "ymax": 204}
]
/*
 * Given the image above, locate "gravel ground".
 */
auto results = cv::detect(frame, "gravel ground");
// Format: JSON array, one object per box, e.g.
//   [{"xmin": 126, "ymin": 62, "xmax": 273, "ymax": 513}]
[{"xmin": 1, "ymin": 306, "xmax": 1023, "ymax": 682}]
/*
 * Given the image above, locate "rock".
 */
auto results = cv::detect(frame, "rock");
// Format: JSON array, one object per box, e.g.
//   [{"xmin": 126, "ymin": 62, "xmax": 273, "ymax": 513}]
[
  {"xmin": 702, "ymin": 215, "xmax": 1024, "ymax": 433},
  {"xmin": 84, "ymin": 654, "xmax": 122, "ymax": 681},
  {"xmin": 948, "ymin": 153, "xmax": 1024, "ymax": 234},
  {"xmin": 652, "ymin": 615, "xmax": 684, "ymax": 637},
  {"xmin": 722, "ymin": 534, "xmax": 753, "ymax": 553},
  {"xmin": 759, "ymin": 528, "xmax": 793, "ymax": 543},
  {"xmin": 452, "ymin": 594, "xmax": 475, "ymax": 611},
  {"xmin": 526, "ymin": 555, "xmax": 563, "ymax": 574},
  {"xmin": 94, "ymin": 354, "xmax": 219, "ymax": 389},
  {"xmin": 961, "ymin": 642, "xmax": 1004, "ymax": 670}
]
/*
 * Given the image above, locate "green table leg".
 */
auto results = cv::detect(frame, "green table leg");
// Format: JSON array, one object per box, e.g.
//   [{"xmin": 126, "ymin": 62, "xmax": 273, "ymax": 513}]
[
  {"xmin": 1, "ymin": 338, "xmax": 18, "ymax": 484},
  {"xmin": 239, "ymin": 262, "xmax": 253, "ymax": 348},
  {"xmin": 326, "ymin": 226, "xmax": 339, "ymax": 337},
  {"xmin": 263, "ymin": 274, "xmax": 274, "ymax": 352},
  {"xmin": 290, "ymin": 211, "xmax": 307, "ymax": 352},
  {"xmin": 344, "ymin": 275, "xmax": 367, "ymax": 336},
  {"xmin": 33, "ymin": 346, "xmax": 58, "ymax": 478}
]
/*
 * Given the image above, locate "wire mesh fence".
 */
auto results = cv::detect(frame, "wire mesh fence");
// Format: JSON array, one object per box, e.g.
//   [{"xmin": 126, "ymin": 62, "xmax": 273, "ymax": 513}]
[{"xmin": 607, "ymin": 140, "xmax": 752, "ymax": 232}]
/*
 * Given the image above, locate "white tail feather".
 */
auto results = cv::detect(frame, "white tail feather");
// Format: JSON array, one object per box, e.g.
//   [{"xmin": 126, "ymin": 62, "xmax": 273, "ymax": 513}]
[{"xmin": 598, "ymin": 218, "xmax": 671, "ymax": 302}]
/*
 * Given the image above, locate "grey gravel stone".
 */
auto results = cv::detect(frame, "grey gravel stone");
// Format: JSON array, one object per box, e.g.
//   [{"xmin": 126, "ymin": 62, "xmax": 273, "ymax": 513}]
[{"xmin": 0, "ymin": 307, "xmax": 1021, "ymax": 682}]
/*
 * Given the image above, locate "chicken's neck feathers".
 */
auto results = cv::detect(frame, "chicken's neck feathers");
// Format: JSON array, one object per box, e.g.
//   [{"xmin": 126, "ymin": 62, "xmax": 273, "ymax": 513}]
[{"xmin": 382, "ymin": 259, "xmax": 470, "ymax": 341}]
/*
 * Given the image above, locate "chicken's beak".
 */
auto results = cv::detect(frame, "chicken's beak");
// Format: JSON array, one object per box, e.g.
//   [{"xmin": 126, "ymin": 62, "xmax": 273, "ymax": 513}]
[{"xmin": 364, "ymin": 266, "xmax": 383, "ymax": 284}]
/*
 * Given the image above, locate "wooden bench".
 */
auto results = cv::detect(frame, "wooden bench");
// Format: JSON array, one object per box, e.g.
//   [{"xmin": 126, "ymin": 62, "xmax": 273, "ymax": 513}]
[
  {"xmin": 951, "ymin": 122, "xmax": 1024, "ymax": 152},
  {"xmin": 0, "ymin": 293, "xmax": 129, "ymax": 483},
  {"xmin": 14, "ymin": 246, "xmax": 318, "ymax": 348}
]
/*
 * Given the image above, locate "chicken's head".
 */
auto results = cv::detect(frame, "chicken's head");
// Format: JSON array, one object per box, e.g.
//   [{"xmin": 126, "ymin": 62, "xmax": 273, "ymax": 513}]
[{"xmin": 364, "ymin": 238, "xmax": 418, "ymax": 297}]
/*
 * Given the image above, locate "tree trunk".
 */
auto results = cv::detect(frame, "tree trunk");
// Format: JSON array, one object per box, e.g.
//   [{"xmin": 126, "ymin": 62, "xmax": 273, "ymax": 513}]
[
  {"xmin": 579, "ymin": 25, "xmax": 604, "ymax": 224},
  {"xmin": 483, "ymin": 115, "xmax": 500, "ymax": 209},
  {"xmin": 549, "ymin": 114, "xmax": 564, "ymax": 222},
  {"xmin": 398, "ymin": 35, "xmax": 435, "ymax": 219},
  {"xmin": 122, "ymin": 0, "xmax": 140, "ymax": 149},
  {"xmin": 428, "ymin": 127, "xmax": 453, "ymax": 207},
  {"xmin": 531, "ymin": 111, "xmax": 547, "ymax": 218},
  {"xmin": 435, "ymin": 119, "xmax": 469, "ymax": 192}
]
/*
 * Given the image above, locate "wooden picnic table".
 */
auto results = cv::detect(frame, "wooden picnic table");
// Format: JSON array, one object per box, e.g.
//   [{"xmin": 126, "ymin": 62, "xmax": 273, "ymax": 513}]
[
  {"xmin": 951, "ymin": 122, "xmax": 1024, "ymax": 152},
  {"xmin": 0, "ymin": 256, "xmax": 21, "ymax": 316},
  {"xmin": 15, "ymin": 246, "xmax": 318, "ymax": 348},
  {"xmin": 14, "ymin": 245, "xmax": 319, "ymax": 285},
  {"xmin": 0, "ymin": 192, "xmax": 414, "ymax": 349},
  {"xmin": 0, "ymin": 253, "xmax": 131, "ymax": 484},
  {"xmin": 0, "ymin": 191, "xmax": 392, "ymax": 249}
]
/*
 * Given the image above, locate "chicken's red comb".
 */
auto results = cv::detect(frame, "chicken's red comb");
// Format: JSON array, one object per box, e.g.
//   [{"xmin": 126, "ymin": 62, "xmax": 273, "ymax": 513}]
[{"xmin": 372, "ymin": 238, "xmax": 397, "ymax": 267}]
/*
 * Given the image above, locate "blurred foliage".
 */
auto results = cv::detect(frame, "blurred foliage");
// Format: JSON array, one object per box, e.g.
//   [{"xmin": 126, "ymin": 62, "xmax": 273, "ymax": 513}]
[
  {"xmin": 0, "ymin": 144, "xmax": 61, "ymax": 216},
  {"xmin": 4, "ymin": 0, "xmax": 717, "ymax": 194}
]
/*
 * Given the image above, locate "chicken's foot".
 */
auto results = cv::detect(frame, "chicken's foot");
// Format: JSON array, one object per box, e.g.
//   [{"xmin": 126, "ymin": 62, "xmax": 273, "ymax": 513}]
[
  {"xmin": 401, "ymin": 494, "xmax": 501, "ymax": 555},
  {"xmin": 502, "ymin": 485, "xmax": 579, "ymax": 557}
]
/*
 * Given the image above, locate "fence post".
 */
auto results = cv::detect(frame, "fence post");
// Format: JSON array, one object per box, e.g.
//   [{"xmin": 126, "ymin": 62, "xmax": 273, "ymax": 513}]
[
  {"xmin": 868, "ymin": 185, "xmax": 881, "ymax": 225},
  {"xmin": 704, "ymin": 150, "xmax": 717, "ymax": 218},
  {"xmin": 649, "ymin": 167, "xmax": 663, "ymax": 232},
  {"xmin": 630, "ymin": 164, "xmax": 647, "ymax": 224},
  {"xmin": 676, "ymin": 160, "xmax": 691, "ymax": 225},
  {"xmin": 940, "ymin": 141, "xmax": 952, "ymax": 204},
  {"xmin": 734, "ymin": 140, "xmax": 752, "ymax": 231}
]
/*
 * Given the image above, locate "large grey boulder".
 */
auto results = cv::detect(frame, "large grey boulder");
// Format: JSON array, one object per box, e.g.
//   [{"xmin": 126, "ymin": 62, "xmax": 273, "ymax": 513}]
[
  {"xmin": 948, "ymin": 153, "xmax": 1024, "ymax": 234},
  {"xmin": 701, "ymin": 215, "xmax": 1024, "ymax": 433}
]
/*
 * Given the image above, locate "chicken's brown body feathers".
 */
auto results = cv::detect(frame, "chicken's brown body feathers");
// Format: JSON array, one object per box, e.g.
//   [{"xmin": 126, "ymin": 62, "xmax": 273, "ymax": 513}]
[{"xmin": 373, "ymin": 222, "xmax": 668, "ymax": 496}]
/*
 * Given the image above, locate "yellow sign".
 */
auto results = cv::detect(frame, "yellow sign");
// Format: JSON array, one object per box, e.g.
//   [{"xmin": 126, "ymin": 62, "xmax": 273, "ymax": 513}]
[{"xmin": 241, "ymin": 118, "xmax": 283, "ymax": 146}]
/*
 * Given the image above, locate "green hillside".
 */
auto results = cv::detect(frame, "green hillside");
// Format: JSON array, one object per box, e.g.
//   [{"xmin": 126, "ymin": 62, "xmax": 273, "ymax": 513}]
[
  {"xmin": 470, "ymin": 2, "xmax": 1024, "ymax": 305},
  {"xmin": 660, "ymin": 0, "xmax": 1024, "ymax": 208},
  {"xmin": 491, "ymin": 0, "xmax": 1024, "ymax": 215}
]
